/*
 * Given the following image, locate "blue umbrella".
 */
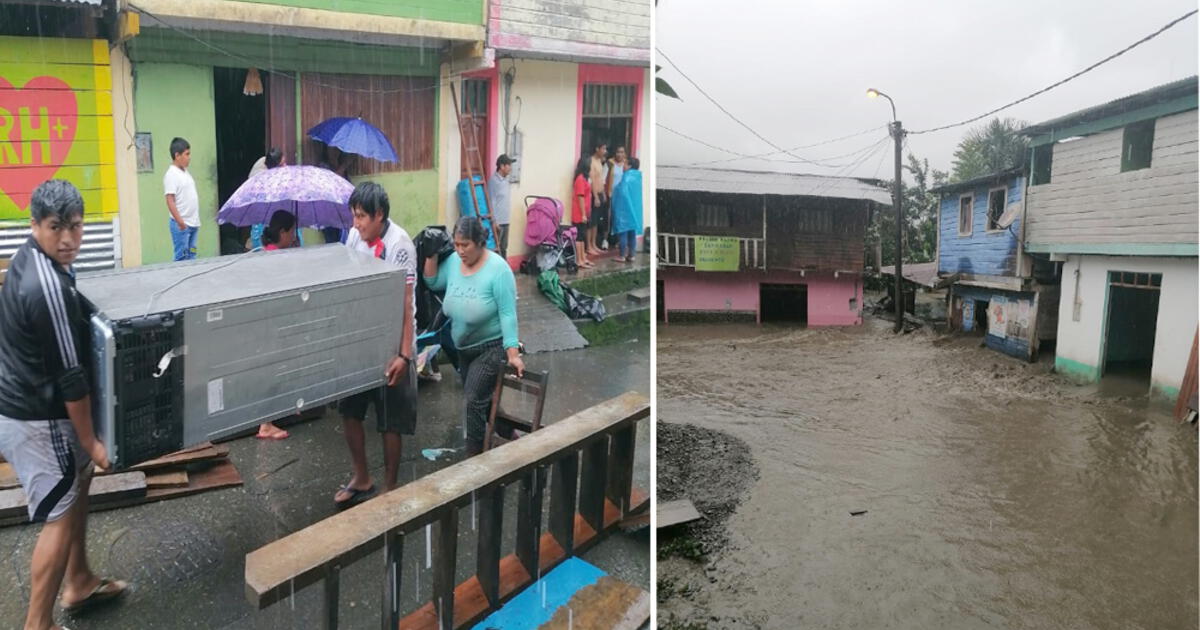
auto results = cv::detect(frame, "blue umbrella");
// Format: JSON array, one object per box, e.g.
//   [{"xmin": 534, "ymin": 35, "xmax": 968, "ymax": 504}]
[{"xmin": 307, "ymin": 117, "xmax": 399, "ymax": 163}]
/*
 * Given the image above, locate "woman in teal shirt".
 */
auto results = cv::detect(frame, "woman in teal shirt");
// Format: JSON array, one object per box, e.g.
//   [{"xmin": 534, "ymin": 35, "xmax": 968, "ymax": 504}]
[{"xmin": 423, "ymin": 216, "xmax": 523, "ymax": 455}]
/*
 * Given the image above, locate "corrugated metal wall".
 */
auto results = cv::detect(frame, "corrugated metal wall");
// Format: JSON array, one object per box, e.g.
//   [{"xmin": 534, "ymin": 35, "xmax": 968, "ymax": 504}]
[{"xmin": 0, "ymin": 220, "xmax": 118, "ymax": 274}]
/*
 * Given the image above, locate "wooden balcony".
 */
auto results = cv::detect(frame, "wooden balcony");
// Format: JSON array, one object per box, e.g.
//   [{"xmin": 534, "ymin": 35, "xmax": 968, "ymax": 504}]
[{"xmin": 657, "ymin": 232, "xmax": 765, "ymax": 270}]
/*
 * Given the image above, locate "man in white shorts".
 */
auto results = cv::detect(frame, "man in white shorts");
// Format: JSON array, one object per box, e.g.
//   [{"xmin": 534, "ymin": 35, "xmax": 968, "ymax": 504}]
[{"xmin": 0, "ymin": 180, "xmax": 127, "ymax": 629}]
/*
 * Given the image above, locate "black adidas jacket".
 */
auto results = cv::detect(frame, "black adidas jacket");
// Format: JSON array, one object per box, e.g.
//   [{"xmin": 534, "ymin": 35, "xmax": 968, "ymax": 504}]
[{"xmin": 0, "ymin": 237, "xmax": 90, "ymax": 420}]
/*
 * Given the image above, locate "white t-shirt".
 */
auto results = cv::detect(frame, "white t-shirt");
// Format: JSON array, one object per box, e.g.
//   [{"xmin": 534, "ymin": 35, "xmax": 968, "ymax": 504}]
[
  {"xmin": 163, "ymin": 165, "xmax": 200, "ymax": 227},
  {"xmin": 345, "ymin": 219, "xmax": 418, "ymax": 354}
]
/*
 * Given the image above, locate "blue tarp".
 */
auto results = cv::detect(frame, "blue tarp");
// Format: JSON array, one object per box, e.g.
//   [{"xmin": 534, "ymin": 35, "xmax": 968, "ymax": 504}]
[
  {"xmin": 455, "ymin": 176, "xmax": 497, "ymax": 249},
  {"xmin": 470, "ymin": 557, "xmax": 606, "ymax": 630}
]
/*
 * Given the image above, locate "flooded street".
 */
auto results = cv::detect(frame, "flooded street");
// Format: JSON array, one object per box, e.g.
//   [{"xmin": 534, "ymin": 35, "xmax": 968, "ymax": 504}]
[{"xmin": 657, "ymin": 320, "xmax": 1197, "ymax": 630}]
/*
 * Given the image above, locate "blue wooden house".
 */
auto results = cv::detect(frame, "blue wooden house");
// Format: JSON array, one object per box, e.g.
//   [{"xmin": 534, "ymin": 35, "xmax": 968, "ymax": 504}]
[{"xmin": 933, "ymin": 168, "xmax": 1060, "ymax": 361}]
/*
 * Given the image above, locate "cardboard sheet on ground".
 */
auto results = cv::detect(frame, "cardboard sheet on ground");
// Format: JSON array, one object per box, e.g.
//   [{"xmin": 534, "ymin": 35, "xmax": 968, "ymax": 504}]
[{"xmin": 471, "ymin": 556, "xmax": 604, "ymax": 630}]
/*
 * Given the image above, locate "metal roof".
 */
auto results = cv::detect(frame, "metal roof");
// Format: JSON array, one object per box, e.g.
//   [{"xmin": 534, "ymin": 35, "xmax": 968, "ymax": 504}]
[
  {"xmin": 1020, "ymin": 76, "xmax": 1198, "ymax": 136},
  {"xmin": 657, "ymin": 166, "xmax": 892, "ymax": 205},
  {"xmin": 879, "ymin": 262, "xmax": 939, "ymax": 288},
  {"xmin": 929, "ymin": 168, "xmax": 1024, "ymax": 195}
]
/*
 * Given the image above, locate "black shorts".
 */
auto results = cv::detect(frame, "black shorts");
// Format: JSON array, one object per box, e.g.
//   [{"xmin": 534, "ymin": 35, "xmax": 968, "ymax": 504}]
[
  {"xmin": 573, "ymin": 222, "xmax": 589, "ymax": 238},
  {"xmin": 337, "ymin": 364, "xmax": 418, "ymax": 434},
  {"xmin": 589, "ymin": 198, "xmax": 607, "ymax": 227}
]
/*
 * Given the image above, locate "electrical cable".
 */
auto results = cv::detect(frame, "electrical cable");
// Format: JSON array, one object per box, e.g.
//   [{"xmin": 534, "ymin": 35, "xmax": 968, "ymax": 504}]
[
  {"xmin": 909, "ymin": 9, "xmax": 1197, "ymax": 135},
  {"xmin": 659, "ymin": 124, "xmax": 889, "ymax": 168},
  {"xmin": 658, "ymin": 48, "xmax": 882, "ymax": 166}
]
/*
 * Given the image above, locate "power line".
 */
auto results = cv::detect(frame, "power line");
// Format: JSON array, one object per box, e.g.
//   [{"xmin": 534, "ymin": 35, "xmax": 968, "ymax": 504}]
[
  {"xmin": 658, "ymin": 123, "xmax": 889, "ymax": 169},
  {"xmin": 658, "ymin": 48, "xmax": 879, "ymax": 166},
  {"xmin": 130, "ymin": 3, "xmax": 444, "ymax": 95},
  {"xmin": 679, "ymin": 126, "xmax": 888, "ymax": 168},
  {"xmin": 909, "ymin": 9, "xmax": 1198, "ymax": 135}
]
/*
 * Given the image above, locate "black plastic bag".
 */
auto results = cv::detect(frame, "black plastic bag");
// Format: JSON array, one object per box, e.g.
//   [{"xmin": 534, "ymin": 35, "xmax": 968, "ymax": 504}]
[
  {"xmin": 415, "ymin": 225, "xmax": 454, "ymax": 262},
  {"xmin": 562, "ymin": 285, "xmax": 606, "ymax": 322}
]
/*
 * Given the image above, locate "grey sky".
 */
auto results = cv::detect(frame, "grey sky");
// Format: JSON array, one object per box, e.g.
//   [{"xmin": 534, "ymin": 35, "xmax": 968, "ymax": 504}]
[{"xmin": 655, "ymin": 0, "xmax": 1198, "ymax": 181}]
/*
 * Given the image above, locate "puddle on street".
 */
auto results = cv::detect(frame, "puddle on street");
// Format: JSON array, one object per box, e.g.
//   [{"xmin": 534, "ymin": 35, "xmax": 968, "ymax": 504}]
[{"xmin": 658, "ymin": 320, "xmax": 1197, "ymax": 630}]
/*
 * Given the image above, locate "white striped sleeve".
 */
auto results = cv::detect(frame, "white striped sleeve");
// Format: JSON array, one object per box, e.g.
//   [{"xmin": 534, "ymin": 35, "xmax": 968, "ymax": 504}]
[{"xmin": 32, "ymin": 253, "xmax": 79, "ymax": 369}]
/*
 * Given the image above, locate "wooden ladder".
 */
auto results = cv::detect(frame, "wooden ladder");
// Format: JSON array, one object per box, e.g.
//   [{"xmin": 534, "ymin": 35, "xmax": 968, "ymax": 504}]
[{"xmin": 449, "ymin": 82, "xmax": 502, "ymax": 249}]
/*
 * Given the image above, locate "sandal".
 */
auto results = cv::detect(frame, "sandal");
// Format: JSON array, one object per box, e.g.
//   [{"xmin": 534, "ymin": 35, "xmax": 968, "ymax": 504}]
[
  {"xmin": 334, "ymin": 483, "xmax": 376, "ymax": 510},
  {"xmin": 61, "ymin": 577, "xmax": 128, "ymax": 613}
]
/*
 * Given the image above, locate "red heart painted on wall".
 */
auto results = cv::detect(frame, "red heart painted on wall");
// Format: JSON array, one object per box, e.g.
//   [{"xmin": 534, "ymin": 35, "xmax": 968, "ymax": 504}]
[{"xmin": 0, "ymin": 76, "xmax": 79, "ymax": 211}]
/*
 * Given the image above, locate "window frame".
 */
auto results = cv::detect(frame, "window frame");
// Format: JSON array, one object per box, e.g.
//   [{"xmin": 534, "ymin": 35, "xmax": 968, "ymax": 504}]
[
  {"xmin": 957, "ymin": 193, "xmax": 974, "ymax": 237},
  {"xmin": 1120, "ymin": 119, "xmax": 1155, "ymax": 173},
  {"xmin": 1031, "ymin": 144, "xmax": 1053, "ymax": 185},
  {"xmin": 985, "ymin": 186, "xmax": 1007, "ymax": 233}
]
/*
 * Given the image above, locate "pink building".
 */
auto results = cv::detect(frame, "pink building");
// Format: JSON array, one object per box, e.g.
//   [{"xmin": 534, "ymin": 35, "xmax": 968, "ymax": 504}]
[{"xmin": 657, "ymin": 167, "xmax": 891, "ymax": 326}]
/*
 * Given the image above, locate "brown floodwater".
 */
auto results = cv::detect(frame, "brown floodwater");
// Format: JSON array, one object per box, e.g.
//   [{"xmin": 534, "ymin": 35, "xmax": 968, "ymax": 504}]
[{"xmin": 657, "ymin": 320, "xmax": 1198, "ymax": 630}]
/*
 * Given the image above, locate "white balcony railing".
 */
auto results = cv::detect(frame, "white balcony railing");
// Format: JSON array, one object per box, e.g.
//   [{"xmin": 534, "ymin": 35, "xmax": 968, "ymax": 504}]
[{"xmin": 657, "ymin": 232, "xmax": 765, "ymax": 270}]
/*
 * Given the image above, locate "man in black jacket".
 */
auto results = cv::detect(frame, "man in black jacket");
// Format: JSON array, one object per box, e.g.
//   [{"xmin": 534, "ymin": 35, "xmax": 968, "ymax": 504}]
[{"xmin": 0, "ymin": 180, "xmax": 127, "ymax": 628}]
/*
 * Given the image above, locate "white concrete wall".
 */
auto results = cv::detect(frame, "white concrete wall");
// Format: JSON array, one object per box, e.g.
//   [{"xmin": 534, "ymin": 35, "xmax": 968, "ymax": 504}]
[
  {"xmin": 1055, "ymin": 254, "xmax": 1198, "ymax": 397},
  {"xmin": 438, "ymin": 59, "xmax": 651, "ymax": 254},
  {"xmin": 110, "ymin": 45, "xmax": 142, "ymax": 268}
]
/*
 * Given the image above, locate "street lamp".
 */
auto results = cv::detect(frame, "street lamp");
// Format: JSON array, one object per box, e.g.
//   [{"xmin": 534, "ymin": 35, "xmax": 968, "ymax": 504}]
[{"xmin": 868, "ymin": 87, "xmax": 905, "ymax": 333}]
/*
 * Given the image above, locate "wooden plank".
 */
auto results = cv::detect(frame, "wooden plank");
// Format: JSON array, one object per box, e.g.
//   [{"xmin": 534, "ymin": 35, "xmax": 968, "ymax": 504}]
[
  {"xmin": 126, "ymin": 442, "xmax": 225, "ymax": 471},
  {"xmin": 605, "ymin": 425, "xmax": 635, "ymax": 513},
  {"xmin": 1175, "ymin": 329, "xmax": 1199, "ymax": 421},
  {"xmin": 382, "ymin": 529, "xmax": 403, "ymax": 630},
  {"xmin": 578, "ymin": 437, "xmax": 607, "ymax": 533},
  {"xmin": 538, "ymin": 576, "xmax": 650, "ymax": 630},
  {"xmin": 432, "ymin": 511, "xmax": 458, "ymax": 630},
  {"xmin": 0, "ymin": 63, "xmax": 112, "ymax": 90},
  {"xmin": 548, "ymin": 451, "xmax": 579, "ymax": 555},
  {"xmin": 0, "ymin": 36, "xmax": 108, "ymax": 65},
  {"xmin": 245, "ymin": 392, "xmax": 648, "ymax": 609},
  {"xmin": 0, "ymin": 461, "xmax": 16, "ymax": 490},
  {"xmin": 514, "ymin": 467, "xmax": 544, "ymax": 579},
  {"xmin": 475, "ymin": 484, "xmax": 503, "ymax": 607},
  {"xmin": 0, "ymin": 471, "xmax": 146, "ymax": 525},
  {"xmin": 145, "ymin": 469, "xmax": 189, "ymax": 489},
  {"xmin": 657, "ymin": 499, "xmax": 702, "ymax": 529},
  {"xmin": 0, "ymin": 186, "xmax": 118, "ymax": 220},
  {"xmin": 0, "ymin": 140, "xmax": 117, "ymax": 168}
]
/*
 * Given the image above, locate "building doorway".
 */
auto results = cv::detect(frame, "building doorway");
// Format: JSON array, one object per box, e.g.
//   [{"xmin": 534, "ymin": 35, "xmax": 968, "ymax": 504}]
[
  {"xmin": 760, "ymin": 283, "xmax": 807, "ymax": 324},
  {"xmin": 1103, "ymin": 271, "xmax": 1161, "ymax": 384},
  {"xmin": 974, "ymin": 299, "xmax": 989, "ymax": 332},
  {"xmin": 214, "ymin": 67, "xmax": 266, "ymax": 253},
  {"xmin": 657, "ymin": 279, "xmax": 665, "ymax": 322}
]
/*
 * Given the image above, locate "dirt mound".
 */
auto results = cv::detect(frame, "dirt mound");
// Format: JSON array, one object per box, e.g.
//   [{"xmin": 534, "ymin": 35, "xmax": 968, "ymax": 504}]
[{"xmin": 656, "ymin": 422, "xmax": 759, "ymax": 555}]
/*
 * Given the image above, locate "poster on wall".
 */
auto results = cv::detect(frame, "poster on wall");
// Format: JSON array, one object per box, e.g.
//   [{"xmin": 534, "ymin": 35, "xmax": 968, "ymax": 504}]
[
  {"xmin": 1007, "ymin": 298, "xmax": 1032, "ymax": 340},
  {"xmin": 988, "ymin": 296, "xmax": 1007, "ymax": 339},
  {"xmin": 0, "ymin": 37, "xmax": 117, "ymax": 220},
  {"xmin": 694, "ymin": 236, "xmax": 739, "ymax": 272},
  {"xmin": 962, "ymin": 299, "xmax": 975, "ymax": 331}
]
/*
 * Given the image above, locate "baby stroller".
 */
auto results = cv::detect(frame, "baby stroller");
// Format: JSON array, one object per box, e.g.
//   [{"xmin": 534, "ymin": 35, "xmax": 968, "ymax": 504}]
[{"xmin": 521, "ymin": 195, "xmax": 577, "ymax": 275}]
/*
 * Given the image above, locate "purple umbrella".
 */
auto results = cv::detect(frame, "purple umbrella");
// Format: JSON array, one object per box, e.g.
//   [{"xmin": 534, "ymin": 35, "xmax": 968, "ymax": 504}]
[{"xmin": 217, "ymin": 165, "xmax": 355, "ymax": 229}]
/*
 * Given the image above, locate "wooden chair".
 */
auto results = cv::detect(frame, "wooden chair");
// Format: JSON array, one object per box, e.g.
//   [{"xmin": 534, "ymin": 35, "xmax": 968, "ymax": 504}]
[{"xmin": 483, "ymin": 367, "xmax": 549, "ymax": 451}]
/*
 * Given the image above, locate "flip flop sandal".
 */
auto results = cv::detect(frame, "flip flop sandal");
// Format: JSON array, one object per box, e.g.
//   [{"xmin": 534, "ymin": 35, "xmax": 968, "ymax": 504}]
[
  {"xmin": 256, "ymin": 429, "xmax": 289, "ymax": 440},
  {"xmin": 61, "ymin": 577, "xmax": 128, "ymax": 613},
  {"xmin": 334, "ymin": 484, "xmax": 376, "ymax": 510}
]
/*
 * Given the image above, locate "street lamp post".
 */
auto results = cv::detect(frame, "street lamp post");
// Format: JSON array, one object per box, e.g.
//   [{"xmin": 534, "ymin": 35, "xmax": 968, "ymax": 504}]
[{"xmin": 868, "ymin": 88, "xmax": 905, "ymax": 333}]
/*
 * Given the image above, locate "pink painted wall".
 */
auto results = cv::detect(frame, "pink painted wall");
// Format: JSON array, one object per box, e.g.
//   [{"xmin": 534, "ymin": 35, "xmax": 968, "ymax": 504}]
[{"xmin": 660, "ymin": 268, "xmax": 863, "ymax": 326}]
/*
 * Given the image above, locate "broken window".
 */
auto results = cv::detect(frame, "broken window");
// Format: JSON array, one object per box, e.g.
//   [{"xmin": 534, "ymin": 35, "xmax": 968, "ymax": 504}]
[
  {"xmin": 696, "ymin": 203, "xmax": 733, "ymax": 228},
  {"xmin": 958, "ymin": 194, "xmax": 973, "ymax": 236},
  {"xmin": 1031, "ymin": 144, "xmax": 1053, "ymax": 185},
  {"xmin": 1121, "ymin": 119, "xmax": 1155, "ymax": 172},
  {"xmin": 986, "ymin": 188, "xmax": 1006, "ymax": 231}
]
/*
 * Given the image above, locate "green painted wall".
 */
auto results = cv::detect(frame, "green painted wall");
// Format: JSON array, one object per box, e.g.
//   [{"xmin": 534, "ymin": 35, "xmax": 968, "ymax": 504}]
[
  {"xmin": 241, "ymin": 0, "xmax": 482, "ymax": 24},
  {"xmin": 134, "ymin": 63, "xmax": 219, "ymax": 264},
  {"xmin": 128, "ymin": 29, "xmax": 441, "ymax": 77},
  {"xmin": 1054, "ymin": 356, "xmax": 1101, "ymax": 384},
  {"xmin": 354, "ymin": 169, "xmax": 439, "ymax": 233}
]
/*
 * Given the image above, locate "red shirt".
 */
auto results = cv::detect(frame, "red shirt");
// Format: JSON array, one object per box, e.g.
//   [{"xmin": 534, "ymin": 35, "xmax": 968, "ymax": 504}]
[{"xmin": 571, "ymin": 174, "xmax": 590, "ymax": 224}]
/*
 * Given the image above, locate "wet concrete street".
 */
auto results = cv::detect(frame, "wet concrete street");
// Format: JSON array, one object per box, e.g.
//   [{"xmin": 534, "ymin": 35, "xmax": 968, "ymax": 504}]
[
  {"xmin": 657, "ymin": 320, "xmax": 1197, "ymax": 630},
  {"xmin": 0, "ymin": 338, "xmax": 649, "ymax": 629}
]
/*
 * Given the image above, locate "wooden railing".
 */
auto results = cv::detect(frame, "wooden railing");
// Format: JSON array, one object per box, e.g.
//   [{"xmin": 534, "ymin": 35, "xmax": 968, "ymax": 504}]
[
  {"xmin": 657, "ymin": 232, "xmax": 765, "ymax": 270},
  {"xmin": 244, "ymin": 392, "xmax": 649, "ymax": 630}
]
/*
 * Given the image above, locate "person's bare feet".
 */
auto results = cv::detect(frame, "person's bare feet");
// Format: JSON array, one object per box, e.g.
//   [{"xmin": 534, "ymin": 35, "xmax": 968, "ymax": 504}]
[{"xmin": 257, "ymin": 422, "xmax": 289, "ymax": 440}]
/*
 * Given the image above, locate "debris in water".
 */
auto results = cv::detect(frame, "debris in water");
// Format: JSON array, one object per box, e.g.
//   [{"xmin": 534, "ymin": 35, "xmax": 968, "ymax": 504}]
[
  {"xmin": 422, "ymin": 448, "xmax": 457, "ymax": 461},
  {"xmin": 850, "ymin": 510, "xmax": 868, "ymax": 516}
]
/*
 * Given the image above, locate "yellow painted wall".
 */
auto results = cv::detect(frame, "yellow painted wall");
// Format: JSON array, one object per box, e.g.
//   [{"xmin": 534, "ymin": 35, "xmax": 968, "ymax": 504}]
[
  {"xmin": 0, "ymin": 36, "xmax": 118, "ymax": 220},
  {"xmin": 438, "ymin": 59, "xmax": 651, "ymax": 257}
]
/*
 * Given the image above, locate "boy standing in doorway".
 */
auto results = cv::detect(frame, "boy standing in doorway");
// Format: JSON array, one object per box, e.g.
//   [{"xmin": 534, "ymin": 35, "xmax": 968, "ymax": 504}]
[{"xmin": 164, "ymin": 137, "xmax": 200, "ymax": 261}]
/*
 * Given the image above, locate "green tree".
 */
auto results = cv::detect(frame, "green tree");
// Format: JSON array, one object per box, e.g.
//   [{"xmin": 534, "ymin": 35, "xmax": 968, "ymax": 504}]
[
  {"xmin": 868, "ymin": 152, "xmax": 947, "ymax": 268},
  {"xmin": 950, "ymin": 118, "xmax": 1028, "ymax": 182}
]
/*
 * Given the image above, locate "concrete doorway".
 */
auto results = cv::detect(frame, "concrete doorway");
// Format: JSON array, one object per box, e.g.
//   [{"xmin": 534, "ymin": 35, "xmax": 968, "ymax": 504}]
[
  {"xmin": 214, "ymin": 67, "xmax": 267, "ymax": 254},
  {"xmin": 760, "ymin": 283, "xmax": 807, "ymax": 324},
  {"xmin": 1103, "ymin": 271, "xmax": 1162, "ymax": 387}
]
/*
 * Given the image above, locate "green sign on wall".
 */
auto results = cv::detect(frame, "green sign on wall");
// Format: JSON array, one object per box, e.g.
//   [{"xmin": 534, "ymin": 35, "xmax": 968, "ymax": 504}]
[{"xmin": 694, "ymin": 236, "xmax": 740, "ymax": 272}]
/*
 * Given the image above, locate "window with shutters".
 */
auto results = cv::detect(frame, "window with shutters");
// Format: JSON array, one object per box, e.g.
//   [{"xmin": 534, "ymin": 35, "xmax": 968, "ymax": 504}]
[{"xmin": 958, "ymin": 194, "xmax": 973, "ymax": 236}]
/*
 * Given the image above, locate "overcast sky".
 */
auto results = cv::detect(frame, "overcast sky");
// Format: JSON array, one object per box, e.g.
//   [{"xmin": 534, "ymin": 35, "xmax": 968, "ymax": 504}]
[{"xmin": 655, "ymin": 0, "xmax": 1198, "ymax": 181}]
